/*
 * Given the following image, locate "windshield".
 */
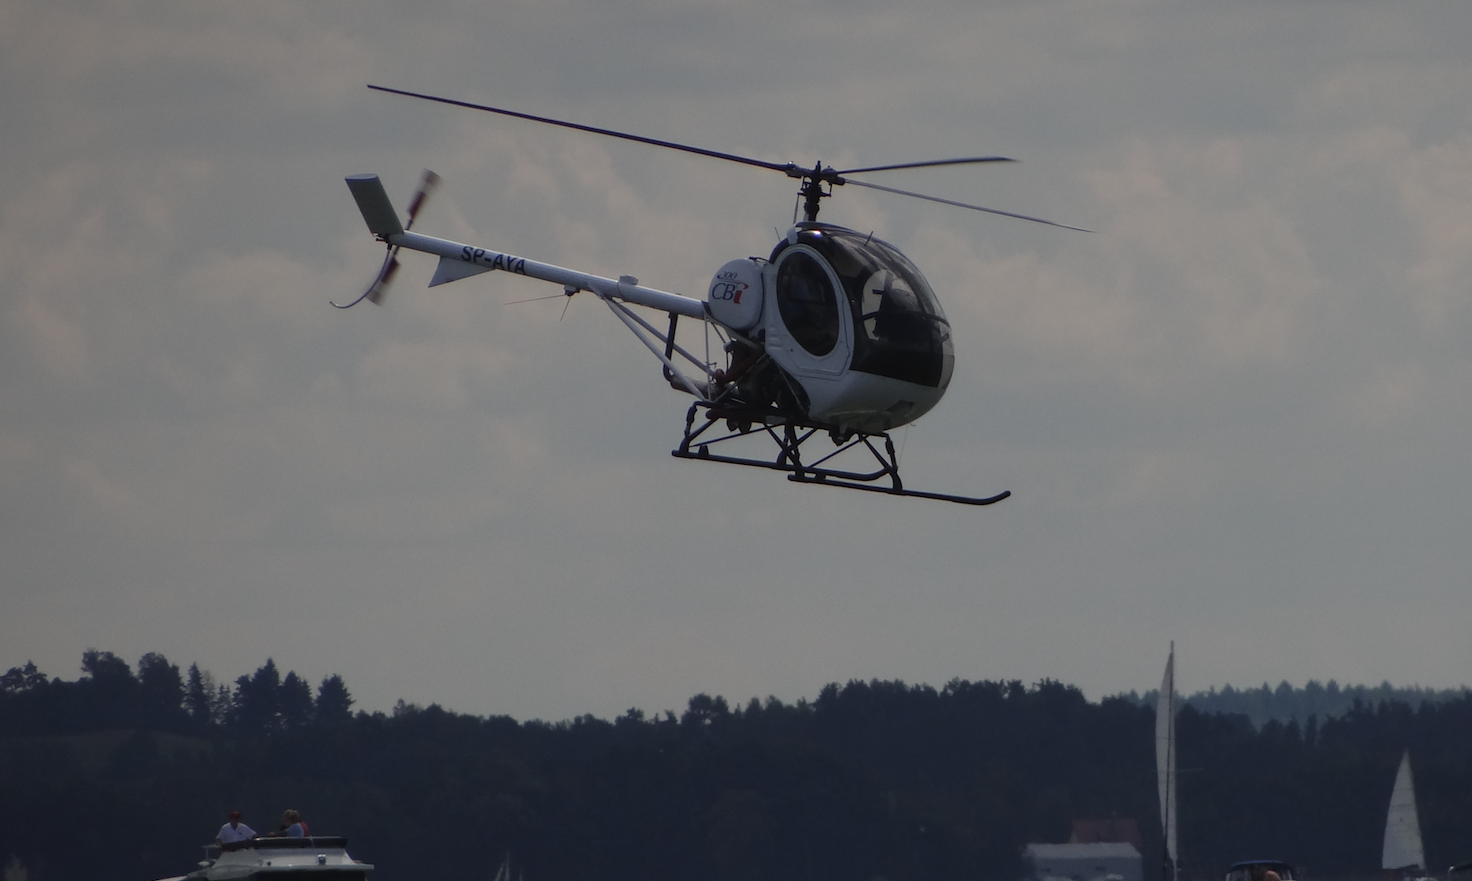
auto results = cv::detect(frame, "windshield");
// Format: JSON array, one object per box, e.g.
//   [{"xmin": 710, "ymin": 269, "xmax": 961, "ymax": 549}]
[{"xmin": 779, "ymin": 226, "xmax": 954, "ymax": 389}]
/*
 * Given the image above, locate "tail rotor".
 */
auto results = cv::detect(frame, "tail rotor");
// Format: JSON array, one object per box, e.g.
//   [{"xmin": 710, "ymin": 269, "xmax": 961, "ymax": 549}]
[
  {"xmin": 333, "ymin": 169, "xmax": 440, "ymax": 308},
  {"xmin": 402, "ymin": 169, "xmax": 440, "ymax": 231}
]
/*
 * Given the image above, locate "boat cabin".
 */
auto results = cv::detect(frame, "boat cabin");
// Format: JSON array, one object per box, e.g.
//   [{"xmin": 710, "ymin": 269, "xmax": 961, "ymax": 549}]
[{"xmin": 156, "ymin": 836, "xmax": 372, "ymax": 881}]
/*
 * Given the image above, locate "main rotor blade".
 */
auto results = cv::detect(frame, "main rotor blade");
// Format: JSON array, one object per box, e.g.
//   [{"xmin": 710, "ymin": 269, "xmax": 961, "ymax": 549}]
[
  {"xmin": 842, "ymin": 179, "xmax": 1093, "ymax": 232},
  {"xmin": 837, "ymin": 157, "xmax": 1015, "ymax": 175},
  {"xmin": 368, "ymin": 85, "xmax": 799, "ymax": 177}
]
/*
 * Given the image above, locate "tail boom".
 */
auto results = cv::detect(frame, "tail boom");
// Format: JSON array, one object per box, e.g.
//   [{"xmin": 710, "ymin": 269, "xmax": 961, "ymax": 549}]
[
  {"xmin": 345, "ymin": 174, "xmax": 703, "ymax": 317},
  {"xmin": 386, "ymin": 228, "xmax": 706, "ymax": 319}
]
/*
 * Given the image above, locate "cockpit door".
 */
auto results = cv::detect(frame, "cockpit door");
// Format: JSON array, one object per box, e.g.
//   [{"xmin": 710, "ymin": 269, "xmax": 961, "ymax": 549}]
[{"xmin": 766, "ymin": 246, "xmax": 851, "ymax": 377}]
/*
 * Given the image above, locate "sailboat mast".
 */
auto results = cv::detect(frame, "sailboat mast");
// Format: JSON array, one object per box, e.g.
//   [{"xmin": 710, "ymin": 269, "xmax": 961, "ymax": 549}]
[{"xmin": 1156, "ymin": 642, "xmax": 1178, "ymax": 881}]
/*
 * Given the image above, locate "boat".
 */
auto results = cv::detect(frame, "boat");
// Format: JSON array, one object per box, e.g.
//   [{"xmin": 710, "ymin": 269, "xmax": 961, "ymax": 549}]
[
  {"xmin": 1157, "ymin": 642, "xmax": 1178, "ymax": 881},
  {"xmin": 153, "ymin": 836, "xmax": 373, "ymax": 881},
  {"xmin": 1383, "ymin": 749, "xmax": 1431, "ymax": 879}
]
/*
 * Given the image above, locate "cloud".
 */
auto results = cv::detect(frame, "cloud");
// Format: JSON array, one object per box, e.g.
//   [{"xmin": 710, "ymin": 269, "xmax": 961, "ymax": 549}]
[{"xmin": 1397, "ymin": 135, "xmax": 1472, "ymax": 333}]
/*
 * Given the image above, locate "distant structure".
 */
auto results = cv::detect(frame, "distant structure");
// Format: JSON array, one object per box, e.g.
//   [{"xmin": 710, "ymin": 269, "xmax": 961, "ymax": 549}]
[
  {"xmin": 1025, "ymin": 822, "xmax": 1144, "ymax": 881},
  {"xmin": 1071, "ymin": 818, "xmax": 1144, "ymax": 851},
  {"xmin": 1025, "ymin": 843, "xmax": 1143, "ymax": 881}
]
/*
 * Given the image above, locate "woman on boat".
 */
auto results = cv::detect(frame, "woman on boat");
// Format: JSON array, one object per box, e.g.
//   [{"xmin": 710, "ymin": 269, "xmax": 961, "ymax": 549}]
[{"xmin": 265, "ymin": 809, "xmax": 308, "ymax": 838}]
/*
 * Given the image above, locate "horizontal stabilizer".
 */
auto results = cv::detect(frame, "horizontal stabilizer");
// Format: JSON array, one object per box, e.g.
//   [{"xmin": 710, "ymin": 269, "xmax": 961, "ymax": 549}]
[
  {"xmin": 429, "ymin": 256, "xmax": 493, "ymax": 287},
  {"xmin": 346, "ymin": 174, "xmax": 405, "ymax": 239}
]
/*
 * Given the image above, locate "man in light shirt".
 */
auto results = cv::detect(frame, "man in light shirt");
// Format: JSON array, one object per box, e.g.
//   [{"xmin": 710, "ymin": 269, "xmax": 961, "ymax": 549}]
[{"xmin": 217, "ymin": 810, "xmax": 255, "ymax": 845}]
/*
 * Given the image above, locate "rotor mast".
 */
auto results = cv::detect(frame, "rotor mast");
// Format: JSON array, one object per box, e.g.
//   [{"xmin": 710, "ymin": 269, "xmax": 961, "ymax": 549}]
[{"xmin": 790, "ymin": 162, "xmax": 841, "ymax": 222}]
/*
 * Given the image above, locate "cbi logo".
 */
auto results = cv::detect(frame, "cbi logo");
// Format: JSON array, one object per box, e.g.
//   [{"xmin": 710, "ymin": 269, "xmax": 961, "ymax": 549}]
[{"xmin": 710, "ymin": 279, "xmax": 747, "ymax": 304}]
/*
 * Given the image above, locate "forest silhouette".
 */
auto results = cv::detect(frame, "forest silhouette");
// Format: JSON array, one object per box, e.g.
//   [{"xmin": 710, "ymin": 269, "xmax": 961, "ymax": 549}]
[{"xmin": 2, "ymin": 652, "xmax": 1469, "ymax": 881}]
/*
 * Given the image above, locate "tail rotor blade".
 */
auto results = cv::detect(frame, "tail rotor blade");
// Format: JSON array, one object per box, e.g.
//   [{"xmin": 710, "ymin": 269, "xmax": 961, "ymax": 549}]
[
  {"xmin": 331, "ymin": 248, "xmax": 399, "ymax": 309},
  {"xmin": 404, "ymin": 169, "xmax": 441, "ymax": 231},
  {"xmin": 365, "ymin": 254, "xmax": 401, "ymax": 305}
]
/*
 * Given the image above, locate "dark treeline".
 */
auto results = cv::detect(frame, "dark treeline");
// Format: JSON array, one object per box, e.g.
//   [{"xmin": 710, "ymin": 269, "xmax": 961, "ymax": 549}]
[
  {"xmin": 1123, "ymin": 681, "xmax": 1472, "ymax": 729},
  {"xmin": 2, "ymin": 653, "xmax": 1471, "ymax": 881},
  {"xmin": 0, "ymin": 651, "xmax": 352, "ymax": 737}
]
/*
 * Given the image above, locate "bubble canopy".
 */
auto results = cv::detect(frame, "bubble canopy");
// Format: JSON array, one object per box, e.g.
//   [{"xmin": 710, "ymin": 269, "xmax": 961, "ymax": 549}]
[{"xmin": 772, "ymin": 225, "xmax": 955, "ymax": 390}]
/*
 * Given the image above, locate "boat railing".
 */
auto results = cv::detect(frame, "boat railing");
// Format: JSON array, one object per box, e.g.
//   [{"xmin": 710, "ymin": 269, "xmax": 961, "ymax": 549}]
[{"xmin": 219, "ymin": 836, "xmax": 351, "ymax": 853}]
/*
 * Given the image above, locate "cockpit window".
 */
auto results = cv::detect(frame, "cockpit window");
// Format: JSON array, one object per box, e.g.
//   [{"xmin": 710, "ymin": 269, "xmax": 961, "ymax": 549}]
[
  {"xmin": 774, "ymin": 250, "xmax": 841, "ymax": 357},
  {"xmin": 786, "ymin": 228, "xmax": 953, "ymax": 389}
]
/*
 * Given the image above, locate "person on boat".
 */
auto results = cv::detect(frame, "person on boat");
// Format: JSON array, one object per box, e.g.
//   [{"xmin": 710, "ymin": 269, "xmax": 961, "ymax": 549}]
[
  {"xmin": 265, "ymin": 809, "xmax": 309, "ymax": 838},
  {"xmin": 216, "ymin": 810, "xmax": 256, "ymax": 845}
]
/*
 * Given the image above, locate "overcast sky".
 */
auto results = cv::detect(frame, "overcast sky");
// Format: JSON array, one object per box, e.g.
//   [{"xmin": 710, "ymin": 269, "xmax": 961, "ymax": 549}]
[{"xmin": 3, "ymin": 0, "xmax": 1470, "ymax": 722}]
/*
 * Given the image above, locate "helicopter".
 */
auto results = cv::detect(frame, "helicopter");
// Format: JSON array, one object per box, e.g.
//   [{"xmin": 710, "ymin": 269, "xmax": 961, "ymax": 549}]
[{"xmin": 338, "ymin": 85, "xmax": 1087, "ymax": 505}]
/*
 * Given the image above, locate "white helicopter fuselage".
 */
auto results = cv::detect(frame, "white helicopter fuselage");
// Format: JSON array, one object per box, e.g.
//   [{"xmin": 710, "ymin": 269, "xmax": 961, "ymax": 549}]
[{"xmin": 710, "ymin": 222, "xmax": 954, "ymax": 433}]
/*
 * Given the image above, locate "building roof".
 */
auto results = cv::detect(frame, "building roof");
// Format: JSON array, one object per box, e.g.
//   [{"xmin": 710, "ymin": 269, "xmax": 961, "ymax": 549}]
[{"xmin": 1071, "ymin": 818, "xmax": 1144, "ymax": 850}]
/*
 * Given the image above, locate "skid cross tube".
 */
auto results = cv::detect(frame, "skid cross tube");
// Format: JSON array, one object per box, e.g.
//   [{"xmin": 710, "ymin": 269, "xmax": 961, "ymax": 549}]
[{"xmin": 671, "ymin": 401, "xmax": 1009, "ymax": 506}]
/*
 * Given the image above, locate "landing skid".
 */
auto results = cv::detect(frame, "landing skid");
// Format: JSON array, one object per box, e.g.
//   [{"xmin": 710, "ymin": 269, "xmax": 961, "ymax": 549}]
[{"xmin": 671, "ymin": 401, "xmax": 1010, "ymax": 506}]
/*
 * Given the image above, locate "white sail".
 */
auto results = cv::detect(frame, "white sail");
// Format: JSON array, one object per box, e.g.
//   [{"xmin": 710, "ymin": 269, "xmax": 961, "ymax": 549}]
[
  {"xmin": 1382, "ymin": 750, "xmax": 1426, "ymax": 870},
  {"xmin": 1156, "ymin": 643, "xmax": 1177, "ymax": 881}
]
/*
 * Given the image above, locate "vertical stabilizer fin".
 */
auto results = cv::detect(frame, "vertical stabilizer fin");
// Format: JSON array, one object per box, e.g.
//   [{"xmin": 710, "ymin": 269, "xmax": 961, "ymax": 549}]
[{"xmin": 346, "ymin": 174, "xmax": 405, "ymax": 239}]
